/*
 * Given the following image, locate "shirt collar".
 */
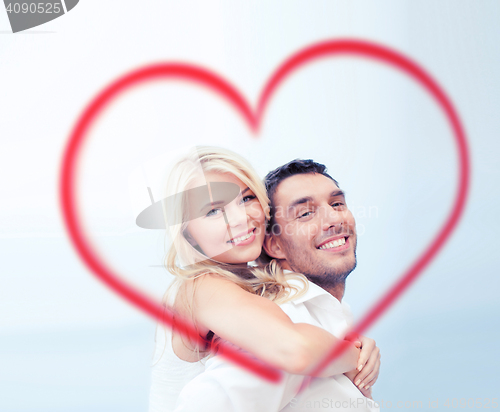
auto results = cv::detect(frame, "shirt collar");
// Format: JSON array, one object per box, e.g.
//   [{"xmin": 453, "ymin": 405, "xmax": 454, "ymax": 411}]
[{"xmin": 284, "ymin": 270, "xmax": 343, "ymax": 306}]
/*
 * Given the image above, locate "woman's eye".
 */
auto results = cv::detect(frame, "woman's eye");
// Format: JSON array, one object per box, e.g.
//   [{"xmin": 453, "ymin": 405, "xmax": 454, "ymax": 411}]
[
  {"xmin": 241, "ymin": 195, "xmax": 257, "ymax": 204},
  {"xmin": 206, "ymin": 208, "xmax": 222, "ymax": 217}
]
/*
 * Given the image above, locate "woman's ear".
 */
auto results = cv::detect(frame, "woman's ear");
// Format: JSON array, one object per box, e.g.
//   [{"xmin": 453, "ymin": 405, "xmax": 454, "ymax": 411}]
[{"xmin": 263, "ymin": 233, "xmax": 286, "ymax": 260}]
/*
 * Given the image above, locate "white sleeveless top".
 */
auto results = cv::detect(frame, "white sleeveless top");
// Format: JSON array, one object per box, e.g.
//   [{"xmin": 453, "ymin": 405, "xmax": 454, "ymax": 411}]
[{"xmin": 148, "ymin": 283, "xmax": 207, "ymax": 411}]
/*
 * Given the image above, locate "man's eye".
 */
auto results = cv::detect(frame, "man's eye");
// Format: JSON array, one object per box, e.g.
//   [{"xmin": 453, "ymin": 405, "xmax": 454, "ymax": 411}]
[
  {"xmin": 206, "ymin": 208, "xmax": 222, "ymax": 217},
  {"xmin": 298, "ymin": 211, "xmax": 313, "ymax": 219},
  {"xmin": 331, "ymin": 202, "xmax": 345, "ymax": 209}
]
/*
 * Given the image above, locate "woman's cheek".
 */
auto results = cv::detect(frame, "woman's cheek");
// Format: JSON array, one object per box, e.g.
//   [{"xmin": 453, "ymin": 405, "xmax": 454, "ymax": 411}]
[{"xmin": 247, "ymin": 201, "xmax": 265, "ymax": 221}]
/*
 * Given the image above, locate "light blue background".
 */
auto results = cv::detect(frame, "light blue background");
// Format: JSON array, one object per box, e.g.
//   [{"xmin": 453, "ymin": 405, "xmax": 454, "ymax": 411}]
[{"xmin": 1, "ymin": 1, "xmax": 499, "ymax": 411}]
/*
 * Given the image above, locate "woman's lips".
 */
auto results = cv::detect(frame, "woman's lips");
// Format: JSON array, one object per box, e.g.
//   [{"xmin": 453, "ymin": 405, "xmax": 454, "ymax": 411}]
[{"xmin": 227, "ymin": 228, "xmax": 256, "ymax": 246}]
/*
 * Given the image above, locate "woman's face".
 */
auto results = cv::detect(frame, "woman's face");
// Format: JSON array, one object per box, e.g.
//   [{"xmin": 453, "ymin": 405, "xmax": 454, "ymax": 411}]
[{"xmin": 185, "ymin": 172, "xmax": 266, "ymax": 264}]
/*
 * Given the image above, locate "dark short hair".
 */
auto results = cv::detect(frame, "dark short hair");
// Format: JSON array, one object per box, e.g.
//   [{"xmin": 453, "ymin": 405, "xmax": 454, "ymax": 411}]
[{"xmin": 264, "ymin": 159, "xmax": 339, "ymax": 230}]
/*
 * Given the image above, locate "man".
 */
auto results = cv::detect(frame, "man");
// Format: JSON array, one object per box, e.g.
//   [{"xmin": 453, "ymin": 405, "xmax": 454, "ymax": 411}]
[{"xmin": 174, "ymin": 159, "xmax": 381, "ymax": 411}]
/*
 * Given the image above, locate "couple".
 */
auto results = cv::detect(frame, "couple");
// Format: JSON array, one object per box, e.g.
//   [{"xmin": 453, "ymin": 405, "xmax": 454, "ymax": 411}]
[{"xmin": 149, "ymin": 146, "xmax": 381, "ymax": 411}]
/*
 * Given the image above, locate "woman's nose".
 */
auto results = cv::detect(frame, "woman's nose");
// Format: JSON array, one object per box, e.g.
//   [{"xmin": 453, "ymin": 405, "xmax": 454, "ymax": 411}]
[{"xmin": 224, "ymin": 203, "xmax": 248, "ymax": 228}]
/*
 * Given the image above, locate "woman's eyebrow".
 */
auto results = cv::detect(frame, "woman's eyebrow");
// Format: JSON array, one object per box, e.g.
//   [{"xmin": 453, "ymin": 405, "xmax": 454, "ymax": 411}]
[
  {"xmin": 199, "ymin": 200, "xmax": 225, "ymax": 212},
  {"xmin": 199, "ymin": 187, "xmax": 249, "ymax": 212}
]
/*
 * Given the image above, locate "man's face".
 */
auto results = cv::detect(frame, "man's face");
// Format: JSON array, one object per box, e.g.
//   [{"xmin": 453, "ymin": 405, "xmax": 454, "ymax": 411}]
[{"xmin": 269, "ymin": 173, "xmax": 357, "ymax": 288}]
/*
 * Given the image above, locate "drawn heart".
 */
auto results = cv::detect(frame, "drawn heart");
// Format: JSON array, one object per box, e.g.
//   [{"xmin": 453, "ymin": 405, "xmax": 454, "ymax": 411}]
[{"xmin": 60, "ymin": 39, "xmax": 470, "ymax": 382}]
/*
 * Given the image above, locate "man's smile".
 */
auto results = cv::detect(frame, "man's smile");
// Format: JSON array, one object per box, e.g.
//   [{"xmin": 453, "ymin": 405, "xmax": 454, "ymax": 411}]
[{"xmin": 317, "ymin": 234, "xmax": 350, "ymax": 252}]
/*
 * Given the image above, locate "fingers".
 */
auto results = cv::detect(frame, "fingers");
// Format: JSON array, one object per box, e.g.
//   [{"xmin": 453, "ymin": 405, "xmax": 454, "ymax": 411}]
[
  {"xmin": 356, "ymin": 350, "xmax": 381, "ymax": 390},
  {"xmin": 357, "ymin": 337, "xmax": 375, "ymax": 371},
  {"xmin": 364, "ymin": 355, "xmax": 381, "ymax": 390},
  {"xmin": 358, "ymin": 362, "xmax": 379, "ymax": 390}
]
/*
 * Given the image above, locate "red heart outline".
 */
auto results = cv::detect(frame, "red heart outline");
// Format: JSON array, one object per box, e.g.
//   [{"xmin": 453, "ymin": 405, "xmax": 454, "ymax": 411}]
[{"xmin": 60, "ymin": 39, "xmax": 470, "ymax": 383}]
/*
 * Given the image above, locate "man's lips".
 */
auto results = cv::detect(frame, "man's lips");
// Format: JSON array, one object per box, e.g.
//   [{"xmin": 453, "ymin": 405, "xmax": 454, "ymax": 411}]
[
  {"xmin": 227, "ymin": 228, "xmax": 256, "ymax": 245},
  {"xmin": 316, "ymin": 234, "xmax": 350, "ymax": 251}
]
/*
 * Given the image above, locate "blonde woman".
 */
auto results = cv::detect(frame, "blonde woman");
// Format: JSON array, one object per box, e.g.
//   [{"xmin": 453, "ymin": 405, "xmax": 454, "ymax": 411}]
[{"xmin": 149, "ymin": 147, "xmax": 378, "ymax": 410}]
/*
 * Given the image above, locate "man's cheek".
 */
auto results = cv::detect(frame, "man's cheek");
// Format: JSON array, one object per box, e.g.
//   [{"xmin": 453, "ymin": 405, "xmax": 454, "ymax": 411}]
[
  {"xmin": 283, "ymin": 223, "xmax": 303, "ymax": 237},
  {"xmin": 345, "ymin": 210, "xmax": 356, "ymax": 227},
  {"xmin": 300, "ymin": 222, "xmax": 319, "ymax": 239},
  {"xmin": 283, "ymin": 222, "xmax": 315, "ymax": 240},
  {"xmin": 349, "ymin": 219, "xmax": 357, "ymax": 236},
  {"xmin": 274, "ymin": 205, "xmax": 286, "ymax": 221}
]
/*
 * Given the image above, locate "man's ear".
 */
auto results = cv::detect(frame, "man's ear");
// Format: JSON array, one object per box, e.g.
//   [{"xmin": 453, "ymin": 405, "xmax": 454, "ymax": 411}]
[{"xmin": 263, "ymin": 233, "xmax": 286, "ymax": 260}]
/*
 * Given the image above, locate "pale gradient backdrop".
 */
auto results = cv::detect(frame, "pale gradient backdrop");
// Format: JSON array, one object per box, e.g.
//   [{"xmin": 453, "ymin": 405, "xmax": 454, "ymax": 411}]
[{"xmin": 1, "ymin": 1, "xmax": 499, "ymax": 411}]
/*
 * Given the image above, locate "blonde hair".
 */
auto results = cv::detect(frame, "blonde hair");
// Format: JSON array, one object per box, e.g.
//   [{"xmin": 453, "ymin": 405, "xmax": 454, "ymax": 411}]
[{"xmin": 161, "ymin": 146, "xmax": 307, "ymax": 353}]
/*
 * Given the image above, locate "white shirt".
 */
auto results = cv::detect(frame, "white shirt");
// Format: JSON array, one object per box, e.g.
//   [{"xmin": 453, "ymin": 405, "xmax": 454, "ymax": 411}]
[
  {"xmin": 173, "ymin": 278, "xmax": 380, "ymax": 411},
  {"xmin": 149, "ymin": 282, "xmax": 206, "ymax": 412}
]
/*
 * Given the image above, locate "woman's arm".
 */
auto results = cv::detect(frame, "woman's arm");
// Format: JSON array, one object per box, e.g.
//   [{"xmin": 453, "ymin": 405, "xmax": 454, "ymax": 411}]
[{"xmin": 184, "ymin": 274, "xmax": 359, "ymax": 376}]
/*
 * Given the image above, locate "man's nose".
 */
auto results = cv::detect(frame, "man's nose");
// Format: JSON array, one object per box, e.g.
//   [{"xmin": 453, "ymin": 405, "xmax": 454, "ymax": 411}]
[{"xmin": 320, "ymin": 205, "xmax": 344, "ymax": 232}]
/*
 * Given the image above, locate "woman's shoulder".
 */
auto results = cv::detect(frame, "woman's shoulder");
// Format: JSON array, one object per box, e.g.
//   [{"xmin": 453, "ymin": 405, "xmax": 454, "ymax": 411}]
[
  {"xmin": 177, "ymin": 272, "xmax": 244, "ymax": 299},
  {"xmin": 172, "ymin": 272, "xmax": 241, "ymax": 332}
]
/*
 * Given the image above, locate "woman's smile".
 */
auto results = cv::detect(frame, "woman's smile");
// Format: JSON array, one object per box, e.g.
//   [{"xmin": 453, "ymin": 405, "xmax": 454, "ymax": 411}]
[{"xmin": 227, "ymin": 227, "xmax": 257, "ymax": 246}]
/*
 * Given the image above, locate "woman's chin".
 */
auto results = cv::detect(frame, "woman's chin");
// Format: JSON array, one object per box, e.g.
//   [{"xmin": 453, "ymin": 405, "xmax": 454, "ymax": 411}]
[{"xmin": 211, "ymin": 247, "xmax": 261, "ymax": 265}]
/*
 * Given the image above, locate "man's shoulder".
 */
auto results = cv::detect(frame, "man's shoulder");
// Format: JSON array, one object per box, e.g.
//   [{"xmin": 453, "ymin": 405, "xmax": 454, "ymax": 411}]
[{"xmin": 280, "ymin": 273, "xmax": 354, "ymax": 336}]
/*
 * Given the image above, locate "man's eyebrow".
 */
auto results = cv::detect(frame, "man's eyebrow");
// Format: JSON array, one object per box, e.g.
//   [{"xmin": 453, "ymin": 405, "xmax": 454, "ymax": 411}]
[
  {"xmin": 288, "ymin": 196, "xmax": 314, "ymax": 210},
  {"xmin": 330, "ymin": 190, "xmax": 345, "ymax": 197},
  {"xmin": 287, "ymin": 190, "xmax": 345, "ymax": 211}
]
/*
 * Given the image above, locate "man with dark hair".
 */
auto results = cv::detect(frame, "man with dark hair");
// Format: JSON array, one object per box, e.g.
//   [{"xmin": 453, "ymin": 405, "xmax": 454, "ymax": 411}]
[
  {"xmin": 263, "ymin": 159, "xmax": 355, "ymax": 301},
  {"xmin": 264, "ymin": 159, "xmax": 339, "ymax": 229},
  {"xmin": 174, "ymin": 159, "xmax": 380, "ymax": 412}
]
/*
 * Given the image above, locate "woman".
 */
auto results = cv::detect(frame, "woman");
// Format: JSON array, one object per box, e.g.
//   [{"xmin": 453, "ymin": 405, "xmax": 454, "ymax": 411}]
[{"xmin": 149, "ymin": 146, "xmax": 379, "ymax": 410}]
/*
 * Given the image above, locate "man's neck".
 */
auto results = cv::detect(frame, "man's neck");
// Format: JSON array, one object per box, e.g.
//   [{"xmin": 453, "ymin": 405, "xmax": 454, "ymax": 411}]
[
  {"xmin": 280, "ymin": 260, "xmax": 346, "ymax": 302},
  {"xmin": 322, "ymin": 283, "xmax": 345, "ymax": 302}
]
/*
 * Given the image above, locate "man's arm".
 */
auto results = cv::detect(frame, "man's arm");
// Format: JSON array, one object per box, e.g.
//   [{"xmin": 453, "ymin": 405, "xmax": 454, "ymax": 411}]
[{"xmin": 174, "ymin": 354, "xmax": 304, "ymax": 412}]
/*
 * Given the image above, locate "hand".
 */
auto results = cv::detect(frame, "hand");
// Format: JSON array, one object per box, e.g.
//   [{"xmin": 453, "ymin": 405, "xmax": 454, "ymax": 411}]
[
  {"xmin": 345, "ymin": 335, "xmax": 381, "ymax": 393},
  {"xmin": 344, "ymin": 368, "xmax": 371, "ymax": 398},
  {"xmin": 354, "ymin": 335, "xmax": 380, "ymax": 391}
]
